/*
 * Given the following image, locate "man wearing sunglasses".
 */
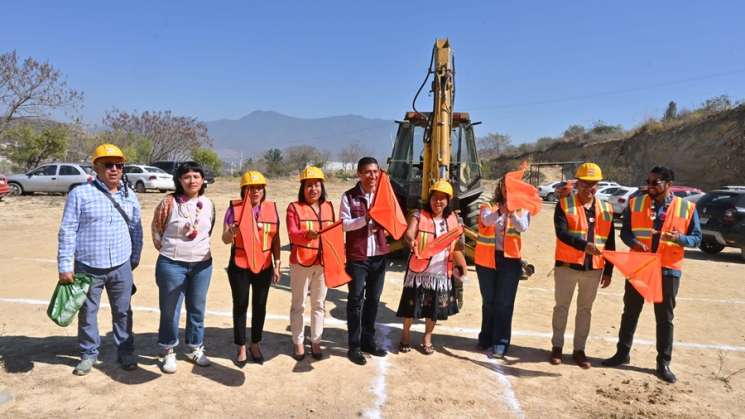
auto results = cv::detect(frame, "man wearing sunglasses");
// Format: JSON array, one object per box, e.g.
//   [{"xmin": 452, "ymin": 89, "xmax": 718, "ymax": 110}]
[
  {"xmin": 603, "ymin": 166, "xmax": 701, "ymax": 383},
  {"xmin": 57, "ymin": 143, "xmax": 144, "ymax": 376},
  {"xmin": 551, "ymin": 163, "xmax": 616, "ymax": 369}
]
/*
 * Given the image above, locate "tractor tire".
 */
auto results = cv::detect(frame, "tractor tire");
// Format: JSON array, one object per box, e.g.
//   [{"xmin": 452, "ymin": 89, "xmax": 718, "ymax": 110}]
[
  {"xmin": 545, "ymin": 192, "xmax": 556, "ymax": 202},
  {"xmin": 700, "ymin": 241, "xmax": 725, "ymax": 255},
  {"xmin": 135, "ymin": 181, "xmax": 146, "ymax": 193},
  {"xmin": 463, "ymin": 195, "xmax": 487, "ymax": 230}
]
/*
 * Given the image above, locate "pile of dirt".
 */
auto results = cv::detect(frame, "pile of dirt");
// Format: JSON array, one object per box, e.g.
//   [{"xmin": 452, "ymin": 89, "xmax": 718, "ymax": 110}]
[{"xmin": 493, "ymin": 105, "xmax": 745, "ymax": 190}]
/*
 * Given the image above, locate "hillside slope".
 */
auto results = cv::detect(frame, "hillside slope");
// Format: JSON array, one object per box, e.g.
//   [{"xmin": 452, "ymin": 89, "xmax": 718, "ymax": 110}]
[{"xmin": 494, "ymin": 105, "xmax": 745, "ymax": 190}]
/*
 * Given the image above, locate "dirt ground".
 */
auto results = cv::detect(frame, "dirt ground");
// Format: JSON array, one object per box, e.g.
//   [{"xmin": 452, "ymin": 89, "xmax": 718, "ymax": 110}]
[{"xmin": 1, "ymin": 177, "xmax": 744, "ymax": 418}]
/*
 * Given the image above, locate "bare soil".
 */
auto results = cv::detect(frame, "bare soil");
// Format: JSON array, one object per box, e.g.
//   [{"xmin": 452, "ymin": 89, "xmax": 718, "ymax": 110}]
[{"xmin": 1, "ymin": 178, "xmax": 744, "ymax": 418}]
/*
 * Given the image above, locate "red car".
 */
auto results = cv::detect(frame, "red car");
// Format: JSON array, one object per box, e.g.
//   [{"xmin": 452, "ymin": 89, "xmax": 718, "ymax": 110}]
[
  {"xmin": 670, "ymin": 185, "xmax": 703, "ymax": 198},
  {"xmin": 0, "ymin": 174, "xmax": 10, "ymax": 200}
]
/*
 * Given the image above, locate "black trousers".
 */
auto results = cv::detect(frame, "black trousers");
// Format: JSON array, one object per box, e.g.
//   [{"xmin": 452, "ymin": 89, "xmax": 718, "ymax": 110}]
[
  {"xmin": 227, "ymin": 264, "xmax": 272, "ymax": 345},
  {"xmin": 616, "ymin": 273, "xmax": 680, "ymax": 364},
  {"xmin": 346, "ymin": 255, "xmax": 387, "ymax": 350}
]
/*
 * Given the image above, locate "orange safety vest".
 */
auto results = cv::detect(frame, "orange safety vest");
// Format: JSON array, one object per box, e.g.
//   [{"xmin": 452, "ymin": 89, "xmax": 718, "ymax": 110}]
[
  {"xmin": 408, "ymin": 210, "xmax": 460, "ymax": 276},
  {"xmin": 290, "ymin": 201, "xmax": 336, "ymax": 267},
  {"xmin": 474, "ymin": 203, "xmax": 522, "ymax": 269},
  {"xmin": 628, "ymin": 194, "xmax": 695, "ymax": 270},
  {"xmin": 555, "ymin": 193, "xmax": 614, "ymax": 269},
  {"xmin": 231, "ymin": 200, "xmax": 279, "ymax": 271}
]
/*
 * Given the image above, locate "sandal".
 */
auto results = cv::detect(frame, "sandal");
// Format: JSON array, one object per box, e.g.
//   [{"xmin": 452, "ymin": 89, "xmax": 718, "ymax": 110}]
[
  {"xmin": 420, "ymin": 343, "xmax": 434, "ymax": 355},
  {"xmin": 399, "ymin": 341, "xmax": 411, "ymax": 353}
]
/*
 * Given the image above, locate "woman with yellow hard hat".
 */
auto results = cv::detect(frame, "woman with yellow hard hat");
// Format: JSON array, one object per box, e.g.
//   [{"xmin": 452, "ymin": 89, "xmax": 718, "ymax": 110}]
[
  {"xmin": 396, "ymin": 180, "xmax": 468, "ymax": 355},
  {"xmin": 286, "ymin": 166, "xmax": 335, "ymax": 360},
  {"xmin": 221, "ymin": 170, "xmax": 280, "ymax": 367}
]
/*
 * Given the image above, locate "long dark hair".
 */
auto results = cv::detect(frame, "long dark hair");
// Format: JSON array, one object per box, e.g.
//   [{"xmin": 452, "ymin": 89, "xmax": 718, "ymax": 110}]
[
  {"xmin": 424, "ymin": 191, "xmax": 452, "ymax": 218},
  {"xmin": 297, "ymin": 179, "xmax": 327, "ymax": 204},
  {"xmin": 174, "ymin": 161, "xmax": 207, "ymax": 197},
  {"xmin": 492, "ymin": 177, "xmax": 506, "ymax": 205}
]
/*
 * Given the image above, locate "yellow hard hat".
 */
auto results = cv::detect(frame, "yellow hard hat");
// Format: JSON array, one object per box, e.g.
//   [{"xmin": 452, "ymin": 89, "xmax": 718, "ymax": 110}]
[
  {"xmin": 299, "ymin": 166, "xmax": 325, "ymax": 182},
  {"xmin": 240, "ymin": 170, "xmax": 267, "ymax": 188},
  {"xmin": 92, "ymin": 143, "xmax": 126, "ymax": 163},
  {"xmin": 430, "ymin": 179, "xmax": 454, "ymax": 198},
  {"xmin": 575, "ymin": 162, "xmax": 603, "ymax": 181}
]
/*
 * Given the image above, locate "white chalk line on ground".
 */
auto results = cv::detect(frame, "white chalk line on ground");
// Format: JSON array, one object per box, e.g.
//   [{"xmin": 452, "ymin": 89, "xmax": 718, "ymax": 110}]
[
  {"xmin": 10, "ymin": 256, "xmax": 745, "ymax": 306},
  {"xmin": 364, "ymin": 324, "xmax": 393, "ymax": 419},
  {"xmin": 519, "ymin": 286, "xmax": 745, "ymax": 305},
  {"xmin": 3, "ymin": 297, "xmax": 744, "ymax": 354}
]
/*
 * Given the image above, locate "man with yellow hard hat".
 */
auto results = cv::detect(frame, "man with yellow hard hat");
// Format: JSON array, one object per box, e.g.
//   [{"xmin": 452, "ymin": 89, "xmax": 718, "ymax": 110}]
[
  {"xmin": 57, "ymin": 143, "xmax": 143, "ymax": 376},
  {"xmin": 549, "ymin": 162, "xmax": 616, "ymax": 369}
]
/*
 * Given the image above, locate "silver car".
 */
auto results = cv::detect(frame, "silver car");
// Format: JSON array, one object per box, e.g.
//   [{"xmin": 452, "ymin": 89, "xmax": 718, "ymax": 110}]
[
  {"xmin": 7, "ymin": 163, "xmax": 93, "ymax": 196},
  {"xmin": 123, "ymin": 164, "xmax": 175, "ymax": 193}
]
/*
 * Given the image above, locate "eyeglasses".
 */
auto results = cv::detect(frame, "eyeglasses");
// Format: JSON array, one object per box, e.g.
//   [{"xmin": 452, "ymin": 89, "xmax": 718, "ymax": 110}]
[
  {"xmin": 646, "ymin": 179, "xmax": 664, "ymax": 186},
  {"xmin": 577, "ymin": 180, "xmax": 598, "ymax": 189},
  {"xmin": 103, "ymin": 163, "xmax": 124, "ymax": 170}
]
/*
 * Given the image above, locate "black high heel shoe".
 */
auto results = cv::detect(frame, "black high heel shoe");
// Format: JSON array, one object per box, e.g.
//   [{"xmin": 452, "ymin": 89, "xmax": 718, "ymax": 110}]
[{"xmin": 250, "ymin": 347, "xmax": 265, "ymax": 365}]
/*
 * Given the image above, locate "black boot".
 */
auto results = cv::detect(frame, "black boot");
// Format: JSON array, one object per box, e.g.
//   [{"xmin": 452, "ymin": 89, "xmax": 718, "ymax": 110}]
[
  {"xmin": 656, "ymin": 363, "xmax": 677, "ymax": 383},
  {"xmin": 601, "ymin": 351, "xmax": 630, "ymax": 367}
]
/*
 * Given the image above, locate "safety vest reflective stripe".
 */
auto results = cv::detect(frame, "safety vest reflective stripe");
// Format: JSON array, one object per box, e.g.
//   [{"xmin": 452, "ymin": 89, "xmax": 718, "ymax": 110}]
[
  {"xmin": 555, "ymin": 194, "xmax": 613, "ymax": 269},
  {"xmin": 409, "ymin": 210, "xmax": 459, "ymax": 275},
  {"xmin": 291, "ymin": 201, "xmax": 335, "ymax": 266},
  {"xmin": 628, "ymin": 195, "xmax": 694, "ymax": 270},
  {"xmin": 232, "ymin": 200, "xmax": 279, "ymax": 271},
  {"xmin": 474, "ymin": 202, "xmax": 522, "ymax": 268}
]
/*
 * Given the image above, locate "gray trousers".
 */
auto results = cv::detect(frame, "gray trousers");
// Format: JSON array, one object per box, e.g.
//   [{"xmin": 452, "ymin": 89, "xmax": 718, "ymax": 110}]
[{"xmin": 76, "ymin": 261, "xmax": 135, "ymax": 360}]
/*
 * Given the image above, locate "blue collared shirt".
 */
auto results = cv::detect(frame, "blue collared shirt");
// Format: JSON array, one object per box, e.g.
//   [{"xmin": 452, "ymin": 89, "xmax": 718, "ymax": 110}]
[
  {"xmin": 57, "ymin": 178, "xmax": 143, "ymax": 273},
  {"xmin": 620, "ymin": 193, "xmax": 702, "ymax": 278}
]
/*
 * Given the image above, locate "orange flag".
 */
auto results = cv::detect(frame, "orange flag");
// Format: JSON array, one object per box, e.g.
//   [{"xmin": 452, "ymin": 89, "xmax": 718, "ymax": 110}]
[
  {"xmin": 602, "ymin": 250, "xmax": 663, "ymax": 303},
  {"xmin": 505, "ymin": 162, "xmax": 542, "ymax": 216},
  {"xmin": 369, "ymin": 171, "xmax": 407, "ymax": 240},
  {"xmin": 238, "ymin": 198, "xmax": 268, "ymax": 274},
  {"xmin": 415, "ymin": 225, "xmax": 464, "ymax": 259},
  {"xmin": 319, "ymin": 221, "xmax": 352, "ymax": 288}
]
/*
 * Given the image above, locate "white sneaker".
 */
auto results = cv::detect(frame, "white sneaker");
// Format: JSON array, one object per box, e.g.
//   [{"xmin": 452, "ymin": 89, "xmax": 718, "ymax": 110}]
[
  {"xmin": 160, "ymin": 349, "xmax": 177, "ymax": 374},
  {"xmin": 186, "ymin": 345, "xmax": 210, "ymax": 367}
]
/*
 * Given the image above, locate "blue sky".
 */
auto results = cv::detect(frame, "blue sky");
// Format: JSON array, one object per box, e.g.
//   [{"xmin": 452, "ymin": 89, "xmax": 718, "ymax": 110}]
[{"xmin": 3, "ymin": 1, "xmax": 744, "ymax": 143}]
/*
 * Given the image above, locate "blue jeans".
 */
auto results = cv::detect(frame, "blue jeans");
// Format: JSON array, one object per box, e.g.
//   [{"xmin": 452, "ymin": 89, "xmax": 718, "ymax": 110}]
[
  {"xmin": 76, "ymin": 261, "xmax": 134, "ymax": 360},
  {"xmin": 476, "ymin": 254, "xmax": 522, "ymax": 351},
  {"xmin": 155, "ymin": 255, "xmax": 213, "ymax": 350}
]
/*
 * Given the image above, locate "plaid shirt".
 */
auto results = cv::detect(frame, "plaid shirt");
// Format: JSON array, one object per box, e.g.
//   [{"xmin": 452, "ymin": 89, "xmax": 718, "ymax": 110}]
[{"xmin": 57, "ymin": 178, "xmax": 144, "ymax": 273}]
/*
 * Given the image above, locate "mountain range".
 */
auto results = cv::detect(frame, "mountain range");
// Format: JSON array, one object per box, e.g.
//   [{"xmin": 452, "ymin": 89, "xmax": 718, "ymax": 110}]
[{"xmin": 204, "ymin": 111, "xmax": 397, "ymax": 162}]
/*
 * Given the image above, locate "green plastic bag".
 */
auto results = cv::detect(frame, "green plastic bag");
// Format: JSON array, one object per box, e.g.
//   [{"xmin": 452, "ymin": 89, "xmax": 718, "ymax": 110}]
[{"xmin": 47, "ymin": 273, "xmax": 93, "ymax": 327}]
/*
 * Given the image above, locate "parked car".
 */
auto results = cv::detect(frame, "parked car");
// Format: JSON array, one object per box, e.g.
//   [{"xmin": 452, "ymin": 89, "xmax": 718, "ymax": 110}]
[
  {"xmin": 596, "ymin": 186, "xmax": 622, "ymax": 202},
  {"xmin": 150, "ymin": 160, "xmax": 215, "ymax": 184},
  {"xmin": 538, "ymin": 181, "xmax": 563, "ymax": 201},
  {"xmin": 0, "ymin": 174, "xmax": 10, "ymax": 200},
  {"xmin": 123, "ymin": 165, "xmax": 175, "ymax": 193},
  {"xmin": 7, "ymin": 163, "xmax": 94, "ymax": 196},
  {"xmin": 607, "ymin": 186, "xmax": 640, "ymax": 216},
  {"xmin": 597, "ymin": 181, "xmax": 621, "ymax": 188},
  {"xmin": 671, "ymin": 185, "xmax": 703, "ymax": 199},
  {"xmin": 696, "ymin": 188, "xmax": 745, "ymax": 261},
  {"xmin": 683, "ymin": 192, "xmax": 706, "ymax": 203}
]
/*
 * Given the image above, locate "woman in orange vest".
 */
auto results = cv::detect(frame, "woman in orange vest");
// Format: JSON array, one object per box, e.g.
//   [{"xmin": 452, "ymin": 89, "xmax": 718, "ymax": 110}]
[
  {"xmin": 222, "ymin": 171, "xmax": 280, "ymax": 367},
  {"xmin": 474, "ymin": 177, "xmax": 530, "ymax": 358},
  {"xmin": 286, "ymin": 166, "xmax": 335, "ymax": 361},
  {"xmin": 396, "ymin": 180, "xmax": 468, "ymax": 355}
]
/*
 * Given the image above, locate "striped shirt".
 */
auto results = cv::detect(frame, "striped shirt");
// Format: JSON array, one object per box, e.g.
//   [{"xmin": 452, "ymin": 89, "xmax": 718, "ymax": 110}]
[{"xmin": 57, "ymin": 179, "xmax": 144, "ymax": 273}]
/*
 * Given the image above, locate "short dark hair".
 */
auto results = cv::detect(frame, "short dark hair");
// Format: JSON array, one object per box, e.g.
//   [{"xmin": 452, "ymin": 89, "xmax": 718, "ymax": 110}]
[
  {"xmin": 650, "ymin": 166, "xmax": 675, "ymax": 182},
  {"xmin": 357, "ymin": 157, "xmax": 379, "ymax": 172},
  {"xmin": 424, "ymin": 190, "xmax": 453, "ymax": 218},
  {"xmin": 174, "ymin": 161, "xmax": 206, "ymax": 196},
  {"xmin": 297, "ymin": 179, "xmax": 327, "ymax": 204}
]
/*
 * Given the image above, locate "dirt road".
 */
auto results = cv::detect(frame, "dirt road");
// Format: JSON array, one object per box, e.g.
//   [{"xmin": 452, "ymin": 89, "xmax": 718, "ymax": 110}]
[{"xmin": 1, "ymin": 178, "xmax": 744, "ymax": 418}]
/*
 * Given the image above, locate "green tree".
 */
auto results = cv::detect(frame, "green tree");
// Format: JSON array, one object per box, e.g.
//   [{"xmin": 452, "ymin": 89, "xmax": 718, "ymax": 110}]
[
  {"xmin": 262, "ymin": 148, "xmax": 284, "ymax": 177},
  {"xmin": 192, "ymin": 147, "xmax": 222, "ymax": 175},
  {"xmin": 3, "ymin": 123, "xmax": 68, "ymax": 170},
  {"xmin": 663, "ymin": 101, "xmax": 678, "ymax": 121}
]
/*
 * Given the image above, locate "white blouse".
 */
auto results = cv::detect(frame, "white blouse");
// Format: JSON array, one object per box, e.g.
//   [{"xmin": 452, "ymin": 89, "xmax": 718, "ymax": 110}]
[{"xmin": 159, "ymin": 197, "xmax": 214, "ymax": 262}]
